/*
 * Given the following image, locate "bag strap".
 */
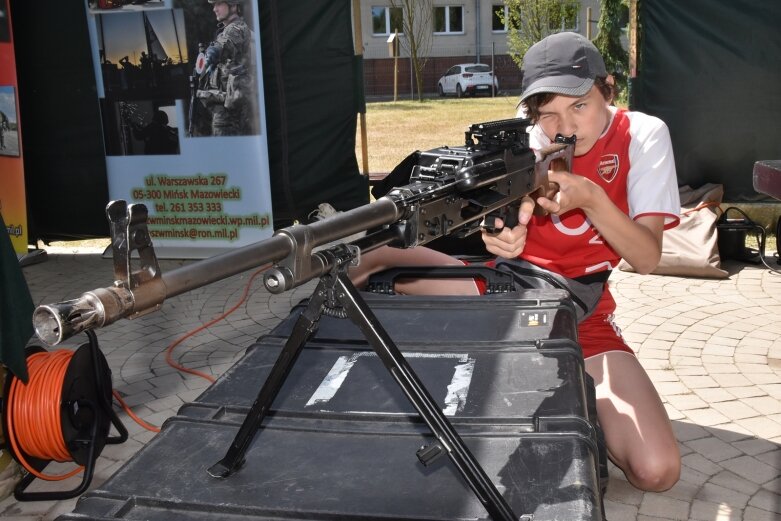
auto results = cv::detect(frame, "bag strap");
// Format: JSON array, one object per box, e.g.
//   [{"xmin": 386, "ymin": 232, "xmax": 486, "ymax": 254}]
[
  {"xmin": 681, "ymin": 201, "xmax": 722, "ymax": 216},
  {"xmin": 494, "ymin": 263, "xmax": 591, "ymax": 313}
]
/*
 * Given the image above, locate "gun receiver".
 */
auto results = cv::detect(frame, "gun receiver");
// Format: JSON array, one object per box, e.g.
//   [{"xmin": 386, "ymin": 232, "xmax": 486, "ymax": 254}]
[
  {"xmin": 32, "ymin": 118, "xmax": 574, "ymax": 346},
  {"xmin": 482, "ymin": 133, "xmax": 576, "ymax": 230}
]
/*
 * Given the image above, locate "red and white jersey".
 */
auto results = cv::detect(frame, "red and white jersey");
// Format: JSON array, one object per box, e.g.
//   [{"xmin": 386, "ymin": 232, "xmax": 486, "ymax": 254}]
[{"xmin": 522, "ymin": 107, "xmax": 681, "ymax": 278}]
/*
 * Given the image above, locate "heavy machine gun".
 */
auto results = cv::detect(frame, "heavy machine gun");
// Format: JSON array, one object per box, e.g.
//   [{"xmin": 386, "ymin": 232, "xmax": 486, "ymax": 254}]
[
  {"xmin": 32, "ymin": 117, "xmax": 574, "ymax": 521},
  {"xmin": 33, "ymin": 117, "xmax": 572, "ymax": 346}
]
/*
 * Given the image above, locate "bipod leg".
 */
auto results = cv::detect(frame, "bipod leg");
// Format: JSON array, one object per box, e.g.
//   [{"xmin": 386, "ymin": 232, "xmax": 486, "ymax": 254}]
[
  {"xmin": 207, "ymin": 279, "xmax": 328, "ymax": 478},
  {"xmin": 332, "ymin": 272, "xmax": 518, "ymax": 521}
]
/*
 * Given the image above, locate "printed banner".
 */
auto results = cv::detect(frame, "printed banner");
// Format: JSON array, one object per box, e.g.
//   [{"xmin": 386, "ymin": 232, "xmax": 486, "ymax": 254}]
[
  {"xmin": 85, "ymin": 0, "xmax": 273, "ymax": 258},
  {"xmin": 0, "ymin": 0, "xmax": 28, "ymax": 255}
]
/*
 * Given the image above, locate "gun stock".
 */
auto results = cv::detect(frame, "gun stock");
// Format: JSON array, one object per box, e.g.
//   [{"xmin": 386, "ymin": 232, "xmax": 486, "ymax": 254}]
[{"xmin": 33, "ymin": 118, "xmax": 574, "ymax": 345}]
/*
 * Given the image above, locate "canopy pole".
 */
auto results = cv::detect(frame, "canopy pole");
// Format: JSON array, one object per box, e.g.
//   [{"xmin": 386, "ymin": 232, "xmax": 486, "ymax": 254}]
[{"xmin": 352, "ymin": 0, "xmax": 370, "ymax": 176}]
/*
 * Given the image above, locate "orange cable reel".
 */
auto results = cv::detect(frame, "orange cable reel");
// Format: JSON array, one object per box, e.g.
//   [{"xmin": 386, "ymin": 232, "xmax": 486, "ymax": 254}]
[{"xmin": 2, "ymin": 337, "xmax": 127, "ymax": 500}]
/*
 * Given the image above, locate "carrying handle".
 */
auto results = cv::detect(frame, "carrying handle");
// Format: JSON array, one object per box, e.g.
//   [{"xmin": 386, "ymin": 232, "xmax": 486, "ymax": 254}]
[
  {"xmin": 717, "ymin": 206, "xmax": 757, "ymax": 227},
  {"xmin": 365, "ymin": 265, "xmax": 516, "ymax": 295}
]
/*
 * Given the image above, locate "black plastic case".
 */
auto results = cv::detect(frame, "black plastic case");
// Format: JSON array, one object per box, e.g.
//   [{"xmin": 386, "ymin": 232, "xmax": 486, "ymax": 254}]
[{"xmin": 57, "ymin": 292, "xmax": 605, "ymax": 521}]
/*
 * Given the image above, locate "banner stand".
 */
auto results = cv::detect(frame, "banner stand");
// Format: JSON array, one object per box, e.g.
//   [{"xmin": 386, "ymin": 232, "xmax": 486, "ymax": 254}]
[
  {"xmin": 18, "ymin": 247, "xmax": 47, "ymax": 268},
  {"xmin": 84, "ymin": 1, "xmax": 274, "ymax": 259}
]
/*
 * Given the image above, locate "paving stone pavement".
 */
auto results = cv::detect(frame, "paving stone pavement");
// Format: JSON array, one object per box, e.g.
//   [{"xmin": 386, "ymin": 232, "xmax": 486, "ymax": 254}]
[{"xmin": 1, "ymin": 252, "xmax": 780, "ymax": 520}]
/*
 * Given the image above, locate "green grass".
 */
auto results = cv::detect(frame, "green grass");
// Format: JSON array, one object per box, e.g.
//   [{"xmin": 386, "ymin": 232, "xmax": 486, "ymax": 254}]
[{"xmin": 356, "ymin": 95, "xmax": 524, "ymax": 174}]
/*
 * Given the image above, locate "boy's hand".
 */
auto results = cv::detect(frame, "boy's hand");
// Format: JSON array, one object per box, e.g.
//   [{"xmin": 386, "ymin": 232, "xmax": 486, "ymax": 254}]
[
  {"xmin": 481, "ymin": 196, "xmax": 535, "ymax": 258},
  {"xmin": 530, "ymin": 180, "xmax": 561, "ymax": 216},
  {"xmin": 534, "ymin": 170, "xmax": 598, "ymax": 215}
]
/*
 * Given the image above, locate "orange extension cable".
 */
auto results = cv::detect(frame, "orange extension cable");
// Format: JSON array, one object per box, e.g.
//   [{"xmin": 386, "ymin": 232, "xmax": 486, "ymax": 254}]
[
  {"xmin": 6, "ymin": 350, "xmax": 84, "ymax": 481},
  {"xmin": 164, "ymin": 266, "xmax": 268, "ymax": 382},
  {"xmin": 111, "ymin": 389, "xmax": 161, "ymax": 433}
]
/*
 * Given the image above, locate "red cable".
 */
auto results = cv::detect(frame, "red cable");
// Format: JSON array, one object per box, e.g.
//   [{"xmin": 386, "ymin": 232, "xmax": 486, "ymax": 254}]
[
  {"xmin": 164, "ymin": 266, "xmax": 268, "ymax": 382},
  {"xmin": 115, "ymin": 266, "xmax": 269, "ymax": 432}
]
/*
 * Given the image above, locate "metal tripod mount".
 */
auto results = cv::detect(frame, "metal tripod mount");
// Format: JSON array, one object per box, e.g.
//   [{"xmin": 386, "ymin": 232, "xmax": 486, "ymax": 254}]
[{"xmin": 208, "ymin": 242, "xmax": 521, "ymax": 521}]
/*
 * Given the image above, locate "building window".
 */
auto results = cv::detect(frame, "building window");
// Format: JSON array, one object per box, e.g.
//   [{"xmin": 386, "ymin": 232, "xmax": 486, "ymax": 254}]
[
  {"xmin": 372, "ymin": 6, "xmax": 403, "ymax": 36},
  {"xmin": 434, "ymin": 5, "xmax": 464, "ymax": 34},
  {"xmin": 492, "ymin": 4, "xmax": 508, "ymax": 32}
]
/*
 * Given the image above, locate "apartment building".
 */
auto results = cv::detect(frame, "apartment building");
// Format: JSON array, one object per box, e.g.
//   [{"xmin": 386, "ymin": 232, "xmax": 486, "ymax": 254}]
[{"xmin": 357, "ymin": 1, "xmax": 601, "ymax": 97}]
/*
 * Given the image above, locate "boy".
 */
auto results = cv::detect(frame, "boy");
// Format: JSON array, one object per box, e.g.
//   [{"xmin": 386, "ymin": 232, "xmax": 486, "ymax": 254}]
[{"xmin": 352, "ymin": 32, "xmax": 681, "ymax": 491}]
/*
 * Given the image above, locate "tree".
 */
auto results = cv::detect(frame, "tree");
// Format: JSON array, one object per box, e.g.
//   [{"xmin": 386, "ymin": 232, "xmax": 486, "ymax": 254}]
[
  {"xmin": 390, "ymin": 0, "xmax": 433, "ymax": 101},
  {"xmin": 593, "ymin": 0, "xmax": 629, "ymax": 98},
  {"xmin": 500, "ymin": 0, "xmax": 580, "ymax": 68}
]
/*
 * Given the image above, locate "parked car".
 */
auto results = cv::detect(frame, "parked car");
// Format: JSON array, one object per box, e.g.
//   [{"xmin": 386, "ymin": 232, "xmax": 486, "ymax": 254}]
[{"xmin": 437, "ymin": 63, "xmax": 499, "ymax": 97}]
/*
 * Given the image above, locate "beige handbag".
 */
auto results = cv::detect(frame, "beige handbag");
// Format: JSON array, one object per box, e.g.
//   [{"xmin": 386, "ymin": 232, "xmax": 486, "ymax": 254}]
[{"xmin": 619, "ymin": 184, "xmax": 728, "ymax": 278}]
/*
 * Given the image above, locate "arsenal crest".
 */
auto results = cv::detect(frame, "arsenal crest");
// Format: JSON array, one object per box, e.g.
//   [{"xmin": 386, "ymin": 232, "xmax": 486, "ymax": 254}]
[{"xmin": 597, "ymin": 154, "xmax": 619, "ymax": 182}]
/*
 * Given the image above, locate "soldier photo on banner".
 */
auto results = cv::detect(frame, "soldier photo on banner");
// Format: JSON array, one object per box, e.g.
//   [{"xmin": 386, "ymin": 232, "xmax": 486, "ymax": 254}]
[
  {"xmin": 92, "ymin": 1, "xmax": 260, "ymax": 141},
  {"xmin": 183, "ymin": 0, "xmax": 260, "ymax": 137},
  {"xmin": 100, "ymin": 98, "xmax": 179, "ymax": 156},
  {"xmin": 95, "ymin": 8, "xmax": 190, "ymax": 102}
]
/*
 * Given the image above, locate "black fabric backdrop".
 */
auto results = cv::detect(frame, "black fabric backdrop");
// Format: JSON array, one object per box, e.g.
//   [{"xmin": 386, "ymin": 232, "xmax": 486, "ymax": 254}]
[
  {"xmin": 10, "ymin": 0, "xmax": 367, "ymax": 242},
  {"xmin": 259, "ymin": 0, "xmax": 368, "ymax": 226},
  {"xmin": 11, "ymin": 1, "xmax": 110, "ymax": 240},
  {"xmin": 632, "ymin": 0, "xmax": 781, "ymax": 201}
]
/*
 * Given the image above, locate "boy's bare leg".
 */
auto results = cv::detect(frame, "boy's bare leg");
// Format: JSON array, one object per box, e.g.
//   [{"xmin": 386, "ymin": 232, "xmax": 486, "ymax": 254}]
[
  {"xmin": 585, "ymin": 351, "xmax": 681, "ymax": 492},
  {"xmin": 348, "ymin": 246, "xmax": 480, "ymax": 296}
]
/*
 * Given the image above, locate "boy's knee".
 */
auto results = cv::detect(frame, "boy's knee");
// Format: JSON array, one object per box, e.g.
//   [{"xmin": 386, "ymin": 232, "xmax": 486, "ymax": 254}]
[{"xmin": 629, "ymin": 454, "xmax": 681, "ymax": 492}]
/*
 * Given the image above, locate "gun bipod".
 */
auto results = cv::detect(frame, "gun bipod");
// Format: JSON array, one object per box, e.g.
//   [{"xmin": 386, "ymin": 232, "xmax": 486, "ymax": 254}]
[{"xmin": 208, "ymin": 262, "xmax": 520, "ymax": 521}]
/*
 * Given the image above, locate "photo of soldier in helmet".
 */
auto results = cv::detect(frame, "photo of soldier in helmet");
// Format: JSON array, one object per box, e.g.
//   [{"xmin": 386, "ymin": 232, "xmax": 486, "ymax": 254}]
[{"xmin": 194, "ymin": 0, "xmax": 259, "ymax": 137}]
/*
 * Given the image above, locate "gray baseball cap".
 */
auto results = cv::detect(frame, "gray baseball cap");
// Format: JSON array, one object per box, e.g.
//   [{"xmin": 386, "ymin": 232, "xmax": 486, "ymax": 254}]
[{"xmin": 519, "ymin": 32, "xmax": 607, "ymax": 103}]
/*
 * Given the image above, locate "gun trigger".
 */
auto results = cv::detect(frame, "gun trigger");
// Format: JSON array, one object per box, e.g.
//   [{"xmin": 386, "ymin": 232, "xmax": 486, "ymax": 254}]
[{"xmin": 481, "ymin": 214, "xmax": 501, "ymax": 233}]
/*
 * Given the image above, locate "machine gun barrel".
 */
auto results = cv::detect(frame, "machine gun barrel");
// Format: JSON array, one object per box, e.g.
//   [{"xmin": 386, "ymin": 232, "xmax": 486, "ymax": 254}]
[
  {"xmin": 32, "ymin": 198, "xmax": 401, "ymax": 346},
  {"xmin": 166, "ymin": 198, "xmax": 401, "ymax": 296}
]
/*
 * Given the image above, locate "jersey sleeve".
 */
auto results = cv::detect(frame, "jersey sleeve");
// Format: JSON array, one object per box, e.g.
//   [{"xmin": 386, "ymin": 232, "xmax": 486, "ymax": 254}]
[{"xmin": 626, "ymin": 112, "xmax": 681, "ymax": 229}]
